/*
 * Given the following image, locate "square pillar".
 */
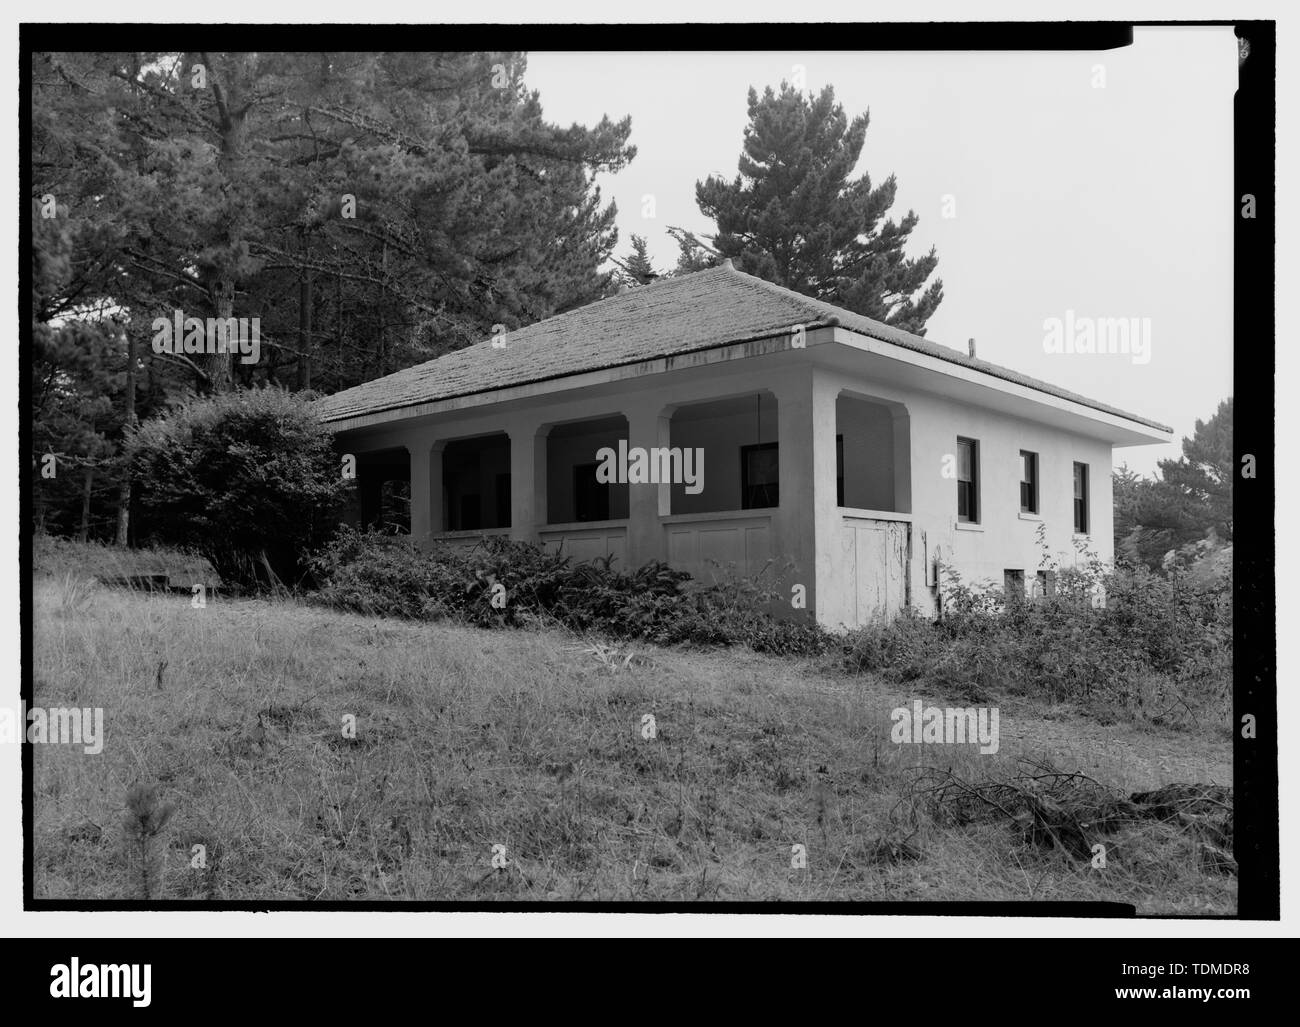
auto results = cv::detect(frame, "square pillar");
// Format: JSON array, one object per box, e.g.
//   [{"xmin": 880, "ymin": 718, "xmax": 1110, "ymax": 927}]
[
  {"xmin": 774, "ymin": 367, "xmax": 842, "ymax": 626},
  {"xmin": 408, "ymin": 440, "xmax": 431, "ymax": 546},
  {"xmin": 504, "ymin": 418, "xmax": 546, "ymax": 542},
  {"xmin": 408, "ymin": 439, "xmax": 444, "ymax": 549},
  {"xmin": 429, "ymin": 443, "xmax": 444, "ymax": 538},
  {"xmin": 624, "ymin": 401, "xmax": 671, "ymax": 567}
]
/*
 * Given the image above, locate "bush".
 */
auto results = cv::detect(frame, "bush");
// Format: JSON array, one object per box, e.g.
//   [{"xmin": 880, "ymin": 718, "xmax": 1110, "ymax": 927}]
[
  {"xmin": 843, "ymin": 609, "xmax": 941, "ymax": 680},
  {"xmin": 308, "ymin": 528, "xmax": 833, "ymax": 656},
  {"xmin": 843, "ymin": 538, "xmax": 1231, "ymax": 729},
  {"xmin": 310, "ymin": 527, "xmax": 1228, "ymax": 729},
  {"xmin": 127, "ymin": 388, "xmax": 347, "ymax": 590}
]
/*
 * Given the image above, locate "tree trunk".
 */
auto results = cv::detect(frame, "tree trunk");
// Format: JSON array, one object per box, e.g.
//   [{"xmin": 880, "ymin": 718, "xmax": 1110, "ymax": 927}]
[
  {"xmin": 297, "ymin": 237, "xmax": 313, "ymax": 391},
  {"xmin": 198, "ymin": 279, "xmax": 236, "ymax": 392},
  {"xmin": 78, "ymin": 466, "xmax": 94, "ymax": 543},
  {"xmin": 116, "ymin": 328, "xmax": 136, "ymax": 546},
  {"xmin": 198, "ymin": 53, "xmax": 250, "ymax": 394}
]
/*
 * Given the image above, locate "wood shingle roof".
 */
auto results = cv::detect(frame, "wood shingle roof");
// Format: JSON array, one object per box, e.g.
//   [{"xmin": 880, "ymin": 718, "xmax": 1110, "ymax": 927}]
[{"xmin": 314, "ymin": 262, "xmax": 1171, "ymax": 432}]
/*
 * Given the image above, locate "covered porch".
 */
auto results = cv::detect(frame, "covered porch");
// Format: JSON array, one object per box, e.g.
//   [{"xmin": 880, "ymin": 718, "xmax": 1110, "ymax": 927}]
[{"xmin": 337, "ymin": 364, "xmax": 914, "ymax": 625}]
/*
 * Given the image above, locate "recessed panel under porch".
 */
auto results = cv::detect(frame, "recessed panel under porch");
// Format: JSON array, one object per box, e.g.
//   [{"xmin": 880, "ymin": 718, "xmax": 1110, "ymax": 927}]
[{"xmin": 664, "ymin": 511, "xmax": 774, "ymax": 583}]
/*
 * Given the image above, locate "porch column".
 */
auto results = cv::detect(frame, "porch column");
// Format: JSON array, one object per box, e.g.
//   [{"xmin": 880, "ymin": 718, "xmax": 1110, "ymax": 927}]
[
  {"xmin": 408, "ymin": 440, "xmax": 431, "ymax": 546},
  {"xmin": 429, "ymin": 442, "xmax": 445, "ymax": 538},
  {"xmin": 504, "ymin": 416, "xmax": 546, "ymax": 542},
  {"xmin": 624, "ymin": 400, "xmax": 671, "ymax": 567},
  {"xmin": 773, "ymin": 367, "xmax": 841, "ymax": 626},
  {"xmin": 408, "ymin": 438, "xmax": 445, "ymax": 549}
]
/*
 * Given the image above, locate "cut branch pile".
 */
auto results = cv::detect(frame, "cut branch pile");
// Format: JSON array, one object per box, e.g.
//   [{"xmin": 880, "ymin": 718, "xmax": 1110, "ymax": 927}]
[{"xmin": 894, "ymin": 757, "xmax": 1234, "ymax": 873}]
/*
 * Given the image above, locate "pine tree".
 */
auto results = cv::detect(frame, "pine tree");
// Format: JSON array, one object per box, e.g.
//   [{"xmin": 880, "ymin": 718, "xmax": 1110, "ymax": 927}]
[
  {"xmin": 680, "ymin": 82, "xmax": 943, "ymax": 334},
  {"xmin": 1155, "ymin": 397, "xmax": 1233, "ymax": 542},
  {"xmin": 615, "ymin": 234, "xmax": 659, "ymax": 286},
  {"xmin": 1115, "ymin": 397, "xmax": 1233, "ymax": 568},
  {"xmin": 30, "ymin": 50, "xmax": 635, "ymax": 537},
  {"xmin": 32, "ymin": 51, "xmax": 635, "ymax": 395}
]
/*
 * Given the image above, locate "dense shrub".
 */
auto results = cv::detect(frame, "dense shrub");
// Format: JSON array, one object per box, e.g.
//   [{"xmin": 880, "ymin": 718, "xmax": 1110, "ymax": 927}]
[
  {"xmin": 127, "ymin": 388, "xmax": 347, "ymax": 590},
  {"xmin": 844, "ymin": 535, "xmax": 1231, "ymax": 728},
  {"xmin": 309, "ymin": 527, "xmax": 834, "ymax": 655},
  {"xmin": 311, "ymin": 527, "xmax": 1228, "ymax": 729},
  {"xmin": 842, "ymin": 609, "xmax": 942, "ymax": 680}
]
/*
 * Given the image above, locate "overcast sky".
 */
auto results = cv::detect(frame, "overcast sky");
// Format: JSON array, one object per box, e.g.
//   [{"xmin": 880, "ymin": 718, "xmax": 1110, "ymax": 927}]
[{"xmin": 525, "ymin": 27, "xmax": 1237, "ymax": 476}]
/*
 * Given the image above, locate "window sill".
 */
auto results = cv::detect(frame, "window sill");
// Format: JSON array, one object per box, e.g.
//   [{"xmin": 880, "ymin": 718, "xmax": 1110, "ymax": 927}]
[
  {"xmin": 1073, "ymin": 532, "xmax": 1091, "ymax": 541},
  {"xmin": 1018, "ymin": 512, "xmax": 1043, "ymax": 521},
  {"xmin": 954, "ymin": 521, "xmax": 984, "ymax": 532},
  {"xmin": 662, "ymin": 509, "xmax": 775, "ymax": 525},
  {"xmin": 840, "ymin": 507, "xmax": 913, "ymax": 522},
  {"xmin": 540, "ymin": 519, "xmax": 629, "ymax": 533},
  {"xmin": 432, "ymin": 527, "xmax": 512, "ymax": 539}
]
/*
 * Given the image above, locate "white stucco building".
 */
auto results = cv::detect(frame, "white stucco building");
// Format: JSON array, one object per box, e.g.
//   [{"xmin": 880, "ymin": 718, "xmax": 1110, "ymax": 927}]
[{"xmin": 315, "ymin": 261, "xmax": 1171, "ymax": 629}]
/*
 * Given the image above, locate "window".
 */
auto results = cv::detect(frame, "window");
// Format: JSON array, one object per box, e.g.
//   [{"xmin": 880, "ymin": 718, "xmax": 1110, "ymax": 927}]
[
  {"xmin": 1035, "ymin": 569, "xmax": 1056, "ymax": 598},
  {"xmin": 836, "ymin": 434, "xmax": 845, "ymax": 506},
  {"xmin": 740, "ymin": 442, "xmax": 779, "ymax": 509},
  {"xmin": 1073, "ymin": 462, "xmax": 1089, "ymax": 534},
  {"xmin": 573, "ymin": 463, "xmax": 610, "ymax": 522},
  {"xmin": 1004, "ymin": 569, "xmax": 1025, "ymax": 600},
  {"xmin": 956, "ymin": 437, "xmax": 979, "ymax": 522},
  {"xmin": 1020, "ymin": 450, "xmax": 1038, "ymax": 513}
]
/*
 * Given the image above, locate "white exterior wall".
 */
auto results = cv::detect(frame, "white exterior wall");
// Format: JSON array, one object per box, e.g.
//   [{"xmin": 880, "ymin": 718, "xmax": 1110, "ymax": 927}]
[
  {"xmin": 329, "ymin": 331, "xmax": 1140, "ymax": 630},
  {"xmin": 811, "ymin": 365, "xmax": 1114, "ymax": 626}
]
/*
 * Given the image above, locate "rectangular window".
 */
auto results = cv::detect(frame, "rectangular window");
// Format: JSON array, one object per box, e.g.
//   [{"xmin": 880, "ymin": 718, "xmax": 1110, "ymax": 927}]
[
  {"xmin": 957, "ymin": 437, "xmax": 979, "ymax": 523},
  {"xmin": 1035, "ymin": 569, "xmax": 1056, "ymax": 599},
  {"xmin": 836, "ymin": 434, "xmax": 845, "ymax": 507},
  {"xmin": 1020, "ymin": 450, "xmax": 1038, "ymax": 513},
  {"xmin": 1073, "ymin": 462, "xmax": 1089, "ymax": 534},
  {"xmin": 1004, "ymin": 569, "xmax": 1025, "ymax": 600},
  {"xmin": 573, "ymin": 463, "xmax": 610, "ymax": 522},
  {"xmin": 741, "ymin": 442, "xmax": 780, "ymax": 509}
]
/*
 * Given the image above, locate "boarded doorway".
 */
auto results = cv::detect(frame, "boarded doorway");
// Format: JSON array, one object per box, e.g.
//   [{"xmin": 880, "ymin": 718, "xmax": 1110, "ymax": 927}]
[{"xmin": 839, "ymin": 517, "xmax": 910, "ymax": 626}]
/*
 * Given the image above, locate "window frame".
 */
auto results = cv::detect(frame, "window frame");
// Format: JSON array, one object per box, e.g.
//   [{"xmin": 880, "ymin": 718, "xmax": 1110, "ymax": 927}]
[
  {"xmin": 740, "ymin": 442, "xmax": 780, "ymax": 510},
  {"xmin": 956, "ymin": 436, "xmax": 980, "ymax": 523},
  {"xmin": 1019, "ymin": 450, "xmax": 1039, "ymax": 514},
  {"xmin": 836, "ymin": 434, "xmax": 845, "ymax": 507},
  {"xmin": 1073, "ymin": 461, "xmax": 1090, "ymax": 534}
]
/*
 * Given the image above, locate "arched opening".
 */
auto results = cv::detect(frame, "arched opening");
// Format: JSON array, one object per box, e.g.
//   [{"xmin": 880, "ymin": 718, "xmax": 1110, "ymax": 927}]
[
  {"xmin": 545, "ymin": 414, "xmax": 630, "ymax": 525},
  {"xmin": 441, "ymin": 432, "xmax": 511, "ymax": 531},
  {"xmin": 347, "ymin": 447, "xmax": 411, "ymax": 534},
  {"xmin": 667, "ymin": 390, "xmax": 778, "ymax": 514},
  {"xmin": 836, "ymin": 392, "xmax": 911, "ymax": 513}
]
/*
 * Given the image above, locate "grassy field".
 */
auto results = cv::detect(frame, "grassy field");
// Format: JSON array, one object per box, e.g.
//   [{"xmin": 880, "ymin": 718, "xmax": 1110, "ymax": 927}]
[{"xmin": 30, "ymin": 559, "xmax": 1235, "ymax": 911}]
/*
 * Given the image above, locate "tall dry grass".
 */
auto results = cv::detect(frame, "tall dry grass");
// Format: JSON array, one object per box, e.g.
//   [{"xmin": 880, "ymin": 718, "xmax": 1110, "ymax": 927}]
[{"xmin": 30, "ymin": 566, "xmax": 1234, "ymax": 910}]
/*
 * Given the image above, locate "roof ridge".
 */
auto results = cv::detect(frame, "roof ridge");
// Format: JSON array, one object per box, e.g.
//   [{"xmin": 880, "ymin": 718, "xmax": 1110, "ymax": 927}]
[
  {"xmin": 377, "ymin": 267, "xmax": 733, "ymax": 376},
  {"xmin": 723, "ymin": 262, "xmax": 953, "ymax": 347},
  {"xmin": 461, "ymin": 264, "xmax": 732, "ymax": 350}
]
